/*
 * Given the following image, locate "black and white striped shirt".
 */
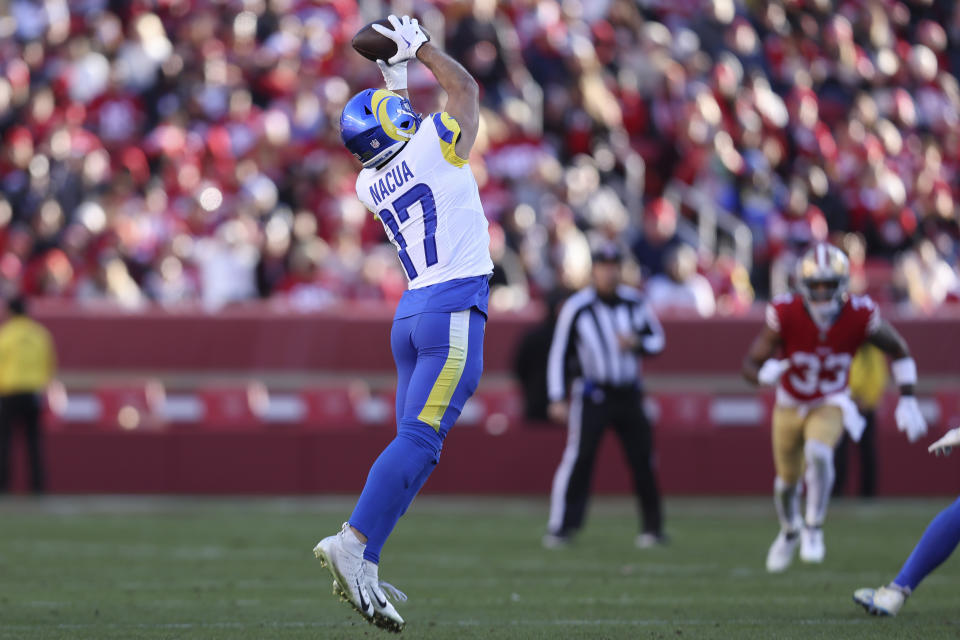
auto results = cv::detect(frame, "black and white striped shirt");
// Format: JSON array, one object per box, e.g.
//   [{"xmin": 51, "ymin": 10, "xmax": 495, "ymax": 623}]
[{"xmin": 547, "ymin": 285, "xmax": 665, "ymax": 402}]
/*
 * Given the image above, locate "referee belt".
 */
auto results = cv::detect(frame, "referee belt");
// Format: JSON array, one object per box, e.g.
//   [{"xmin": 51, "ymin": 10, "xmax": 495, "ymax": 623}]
[{"xmin": 581, "ymin": 380, "xmax": 639, "ymax": 400}]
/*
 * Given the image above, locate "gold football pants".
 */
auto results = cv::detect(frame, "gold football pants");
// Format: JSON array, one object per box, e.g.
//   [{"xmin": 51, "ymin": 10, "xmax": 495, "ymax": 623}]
[{"xmin": 771, "ymin": 405, "xmax": 844, "ymax": 484}]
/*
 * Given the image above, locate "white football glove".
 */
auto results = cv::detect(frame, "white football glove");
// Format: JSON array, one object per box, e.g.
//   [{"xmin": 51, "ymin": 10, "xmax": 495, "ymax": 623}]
[
  {"xmin": 928, "ymin": 427, "xmax": 960, "ymax": 457},
  {"xmin": 376, "ymin": 59, "xmax": 407, "ymax": 91},
  {"xmin": 757, "ymin": 358, "xmax": 790, "ymax": 387},
  {"xmin": 372, "ymin": 15, "xmax": 429, "ymax": 65},
  {"xmin": 895, "ymin": 396, "xmax": 928, "ymax": 443}
]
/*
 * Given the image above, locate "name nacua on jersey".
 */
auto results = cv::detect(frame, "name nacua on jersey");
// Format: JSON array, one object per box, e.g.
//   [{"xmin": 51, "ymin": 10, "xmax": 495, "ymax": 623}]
[
  {"xmin": 368, "ymin": 161, "xmax": 415, "ymax": 206},
  {"xmin": 766, "ymin": 293, "xmax": 881, "ymax": 402},
  {"xmin": 355, "ymin": 111, "xmax": 493, "ymax": 290}
]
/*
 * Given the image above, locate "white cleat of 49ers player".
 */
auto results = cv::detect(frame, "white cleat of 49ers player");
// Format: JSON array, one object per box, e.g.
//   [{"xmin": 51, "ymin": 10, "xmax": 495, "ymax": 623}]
[
  {"xmin": 313, "ymin": 523, "xmax": 374, "ymax": 621},
  {"xmin": 799, "ymin": 526, "xmax": 825, "ymax": 563},
  {"xmin": 766, "ymin": 529, "xmax": 800, "ymax": 573}
]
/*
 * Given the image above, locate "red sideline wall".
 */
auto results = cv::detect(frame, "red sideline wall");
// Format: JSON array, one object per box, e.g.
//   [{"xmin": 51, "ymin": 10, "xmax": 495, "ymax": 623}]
[
  {"xmin": 5, "ymin": 304, "xmax": 960, "ymax": 495},
  {"xmin": 8, "ymin": 422, "xmax": 957, "ymax": 496},
  {"xmin": 29, "ymin": 304, "xmax": 960, "ymax": 376}
]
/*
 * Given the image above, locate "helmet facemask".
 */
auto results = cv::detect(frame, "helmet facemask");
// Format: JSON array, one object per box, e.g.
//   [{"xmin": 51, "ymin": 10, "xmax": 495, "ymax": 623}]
[
  {"xmin": 799, "ymin": 277, "xmax": 847, "ymax": 327},
  {"xmin": 795, "ymin": 244, "xmax": 851, "ymax": 329}
]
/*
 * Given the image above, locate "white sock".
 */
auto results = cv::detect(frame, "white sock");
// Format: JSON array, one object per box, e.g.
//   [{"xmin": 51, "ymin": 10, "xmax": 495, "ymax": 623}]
[
  {"xmin": 803, "ymin": 439, "xmax": 835, "ymax": 528},
  {"xmin": 342, "ymin": 524, "xmax": 366, "ymax": 555},
  {"xmin": 774, "ymin": 477, "xmax": 800, "ymax": 533}
]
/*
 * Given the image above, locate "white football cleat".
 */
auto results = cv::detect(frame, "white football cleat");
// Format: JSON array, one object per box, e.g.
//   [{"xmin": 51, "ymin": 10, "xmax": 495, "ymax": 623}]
[
  {"xmin": 313, "ymin": 523, "xmax": 374, "ymax": 622},
  {"xmin": 853, "ymin": 584, "xmax": 908, "ymax": 616},
  {"xmin": 363, "ymin": 560, "xmax": 406, "ymax": 633},
  {"xmin": 799, "ymin": 526, "xmax": 825, "ymax": 563},
  {"xmin": 766, "ymin": 529, "xmax": 800, "ymax": 573}
]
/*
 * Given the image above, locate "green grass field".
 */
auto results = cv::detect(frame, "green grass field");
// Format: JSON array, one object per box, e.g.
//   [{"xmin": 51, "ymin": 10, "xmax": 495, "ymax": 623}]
[{"xmin": 1, "ymin": 495, "xmax": 958, "ymax": 639}]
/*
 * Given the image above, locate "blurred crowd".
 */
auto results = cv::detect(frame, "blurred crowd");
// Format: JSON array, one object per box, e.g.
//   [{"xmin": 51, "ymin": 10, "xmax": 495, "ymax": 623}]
[{"xmin": 1, "ymin": 0, "xmax": 959, "ymax": 315}]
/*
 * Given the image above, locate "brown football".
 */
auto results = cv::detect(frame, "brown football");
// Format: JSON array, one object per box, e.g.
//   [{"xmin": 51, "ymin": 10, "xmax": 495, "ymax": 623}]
[{"xmin": 351, "ymin": 18, "xmax": 431, "ymax": 62}]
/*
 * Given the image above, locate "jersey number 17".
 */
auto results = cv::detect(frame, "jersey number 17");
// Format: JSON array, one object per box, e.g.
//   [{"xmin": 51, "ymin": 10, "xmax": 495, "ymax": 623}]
[{"xmin": 378, "ymin": 183, "xmax": 438, "ymax": 281}]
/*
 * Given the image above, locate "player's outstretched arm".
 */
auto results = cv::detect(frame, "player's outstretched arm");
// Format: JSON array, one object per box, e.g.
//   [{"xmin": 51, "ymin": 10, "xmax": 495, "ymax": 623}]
[
  {"xmin": 869, "ymin": 319, "xmax": 927, "ymax": 442},
  {"xmin": 372, "ymin": 15, "xmax": 480, "ymax": 158},
  {"xmin": 416, "ymin": 43, "xmax": 480, "ymax": 158},
  {"xmin": 742, "ymin": 326, "xmax": 785, "ymax": 386}
]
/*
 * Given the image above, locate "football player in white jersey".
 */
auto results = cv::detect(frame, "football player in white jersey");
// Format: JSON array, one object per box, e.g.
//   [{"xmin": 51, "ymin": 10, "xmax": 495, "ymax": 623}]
[{"xmin": 312, "ymin": 15, "xmax": 493, "ymax": 632}]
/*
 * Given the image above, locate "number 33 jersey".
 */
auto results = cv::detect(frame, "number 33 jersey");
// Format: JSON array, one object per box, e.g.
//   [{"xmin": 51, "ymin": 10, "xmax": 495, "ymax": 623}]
[
  {"xmin": 766, "ymin": 293, "xmax": 881, "ymax": 404},
  {"xmin": 355, "ymin": 111, "xmax": 493, "ymax": 290}
]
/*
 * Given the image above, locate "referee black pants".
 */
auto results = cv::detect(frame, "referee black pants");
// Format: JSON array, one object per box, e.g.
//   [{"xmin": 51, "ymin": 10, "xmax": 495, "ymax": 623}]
[
  {"xmin": 548, "ymin": 385, "xmax": 663, "ymax": 536},
  {"xmin": 0, "ymin": 392, "xmax": 45, "ymax": 493}
]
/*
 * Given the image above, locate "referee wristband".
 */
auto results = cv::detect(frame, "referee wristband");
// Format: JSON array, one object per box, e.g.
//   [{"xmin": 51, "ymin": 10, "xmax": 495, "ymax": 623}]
[{"xmin": 891, "ymin": 357, "xmax": 917, "ymax": 387}]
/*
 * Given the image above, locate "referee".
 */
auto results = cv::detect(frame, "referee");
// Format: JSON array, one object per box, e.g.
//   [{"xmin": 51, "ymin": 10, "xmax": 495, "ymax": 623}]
[
  {"xmin": 544, "ymin": 243, "xmax": 666, "ymax": 548},
  {"xmin": 0, "ymin": 297, "xmax": 56, "ymax": 494}
]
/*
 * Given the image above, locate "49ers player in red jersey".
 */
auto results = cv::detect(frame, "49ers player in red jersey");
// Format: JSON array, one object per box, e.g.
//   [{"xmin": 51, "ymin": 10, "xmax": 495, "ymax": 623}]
[{"xmin": 743, "ymin": 243, "xmax": 928, "ymax": 573}]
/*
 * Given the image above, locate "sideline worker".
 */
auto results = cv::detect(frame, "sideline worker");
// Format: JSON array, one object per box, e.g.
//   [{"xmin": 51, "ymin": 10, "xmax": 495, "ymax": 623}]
[{"xmin": 0, "ymin": 297, "xmax": 57, "ymax": 493}]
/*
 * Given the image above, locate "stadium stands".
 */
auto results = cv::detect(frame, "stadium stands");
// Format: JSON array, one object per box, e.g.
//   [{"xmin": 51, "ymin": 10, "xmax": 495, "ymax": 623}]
[{"xmin": 1, "ymin": 1, "xmax": 958, "ymax": 314}]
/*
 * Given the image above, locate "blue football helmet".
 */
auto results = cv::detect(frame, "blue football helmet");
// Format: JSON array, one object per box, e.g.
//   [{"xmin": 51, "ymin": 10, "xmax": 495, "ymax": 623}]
[{"xmin": 340, "ymin": 89, "xmax": 421, "ymax": 168}]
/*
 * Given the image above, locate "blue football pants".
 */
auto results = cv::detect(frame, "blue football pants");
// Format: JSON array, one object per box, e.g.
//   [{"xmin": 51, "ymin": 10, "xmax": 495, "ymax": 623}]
[
  {"xmin": 894, "ymin": 496, "xmax": 960, "ymax": 591},
  {"xmin": 349, "ymin": 308, "xmax": 485, "ymax": 563}
]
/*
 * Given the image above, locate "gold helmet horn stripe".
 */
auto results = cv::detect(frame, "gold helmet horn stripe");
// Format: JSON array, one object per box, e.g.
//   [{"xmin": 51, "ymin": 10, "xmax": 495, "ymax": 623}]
[{"xmin": 371, "ymin": 89, "xmax": 414, "ymax": 143}]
